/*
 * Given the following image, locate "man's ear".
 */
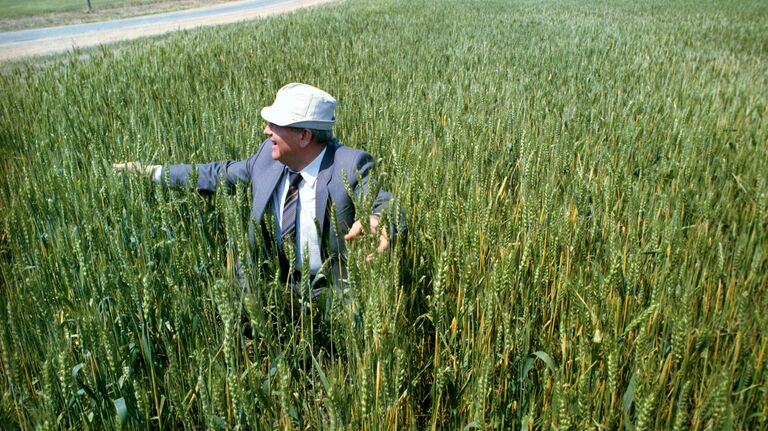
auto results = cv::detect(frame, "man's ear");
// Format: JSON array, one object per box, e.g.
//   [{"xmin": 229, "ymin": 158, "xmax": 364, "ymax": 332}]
[{"xmin": 298, "ymin": 128, "xmax": 313, "ymax": 148}]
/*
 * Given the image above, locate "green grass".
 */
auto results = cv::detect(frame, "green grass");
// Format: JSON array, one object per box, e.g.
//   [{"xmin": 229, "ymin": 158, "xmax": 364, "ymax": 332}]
[
  {"xmin": 0, "ymin": 0, "xmax": 169, "ymax": 18},
  {"xmin": 1, "ymin": 0, "xmax": 767, "ymax": 429},
  {"xmin": 0, "ymin": 0, "xmax": 235, "ymax": 32}
]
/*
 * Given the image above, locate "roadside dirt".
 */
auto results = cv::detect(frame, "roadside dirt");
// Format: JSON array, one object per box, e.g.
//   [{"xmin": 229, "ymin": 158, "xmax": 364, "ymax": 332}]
[{"xmin": 0, "ymin": 0, "xmax": 339, "ymax": 62}]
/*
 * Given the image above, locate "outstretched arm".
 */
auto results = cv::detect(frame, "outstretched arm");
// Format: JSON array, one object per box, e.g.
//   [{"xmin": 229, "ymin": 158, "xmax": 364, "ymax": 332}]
[
  {"xmin": 113, "ymin": 160, "xmax": 251, "ymax": 193},
  {"xmin": 112, "ymin": 140, "xmax": 271, "ymax": 192}
]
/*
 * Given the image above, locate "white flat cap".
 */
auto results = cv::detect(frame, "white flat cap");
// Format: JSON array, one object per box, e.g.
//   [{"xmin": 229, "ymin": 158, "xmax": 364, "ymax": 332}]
[{"xmin": 260, "ymin": 83, "xmax": 336, "ymax": 130}]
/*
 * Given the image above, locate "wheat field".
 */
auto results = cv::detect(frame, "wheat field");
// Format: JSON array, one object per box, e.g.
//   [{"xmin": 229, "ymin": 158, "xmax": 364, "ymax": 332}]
[{"xmin": 1, "ymin": 0, "xmax": 766, "ymax": 429}]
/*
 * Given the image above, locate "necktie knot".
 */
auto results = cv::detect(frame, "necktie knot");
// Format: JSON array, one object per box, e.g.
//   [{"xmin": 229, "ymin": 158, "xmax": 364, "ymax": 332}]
[{"xmin": 287, "ymin": 170, "xmax": 302, "ymax": 192}]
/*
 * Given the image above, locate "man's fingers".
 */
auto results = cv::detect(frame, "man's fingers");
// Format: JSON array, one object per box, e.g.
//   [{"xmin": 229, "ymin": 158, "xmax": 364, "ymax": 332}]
[
  {"xmin": 344, "ymin": 220, "xmax": 365, "ymax": 240},
  {"xmin": 364, "ymin": 235, "xmax": 389, "ymax": 263},
  {"xmin": 112, "ymin": 162, "xmax": 160, "ymax": 180},
  {"xmin": 112, "ymin": 161, "xmax": 142, "ymax": 173},
  {"xmin": 373, "ymin": 216, "xmax": 389, "ymax": 253},
  {"xmin": 377, "ymin": 234, "xmax": 390, "ymax": 253},
  {"xmin": 367, "ymin": 215, "xmax": 379, "ymax": 234},
  {"xmin": 346, "ymin": 216, "xmax": 390, "ymax": 261}
]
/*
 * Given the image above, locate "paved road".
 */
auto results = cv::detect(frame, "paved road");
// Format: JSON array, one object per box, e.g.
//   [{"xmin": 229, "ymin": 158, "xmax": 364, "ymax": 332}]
[{"xmin": 0, "ymin": 0, "xmax": 335, "ymax": 61}]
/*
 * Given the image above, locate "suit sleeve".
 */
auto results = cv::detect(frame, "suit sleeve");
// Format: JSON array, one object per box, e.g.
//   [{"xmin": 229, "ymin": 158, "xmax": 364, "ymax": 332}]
[
  {"xmin": 157, "ymin": 139, "xmax": 271, "ymax": 193},
  {"xmin": 163, "ymin": 158, "xmax": 253, "ymax": 193}
]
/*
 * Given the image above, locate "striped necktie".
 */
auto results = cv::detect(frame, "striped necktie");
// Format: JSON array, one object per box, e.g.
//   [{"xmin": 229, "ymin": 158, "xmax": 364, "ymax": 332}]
[{"xmin": 281, "ymin": 170, "xmax": 303, "ymax": 247}]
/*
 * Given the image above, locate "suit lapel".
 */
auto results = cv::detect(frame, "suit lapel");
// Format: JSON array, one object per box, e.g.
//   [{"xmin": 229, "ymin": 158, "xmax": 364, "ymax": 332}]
[
  {"xmin": 253, "ymin": 161, "xmax": 284, "ymax": 223},
  {"xmin": 315, "ymin": 143, "xmax": 337, "ymax": 238}
]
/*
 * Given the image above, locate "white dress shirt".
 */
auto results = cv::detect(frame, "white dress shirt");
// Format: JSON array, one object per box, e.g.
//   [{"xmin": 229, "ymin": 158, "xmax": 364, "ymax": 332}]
[{"xmin": 274, "ymin": 148, "xmax": 326, "ymax": 274}]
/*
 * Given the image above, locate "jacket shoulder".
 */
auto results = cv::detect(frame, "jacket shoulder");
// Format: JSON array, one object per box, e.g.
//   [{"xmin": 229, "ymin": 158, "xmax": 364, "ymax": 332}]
[{"xmin": 331, "ymin": 142, "xmax": 373, "ymax": 171}]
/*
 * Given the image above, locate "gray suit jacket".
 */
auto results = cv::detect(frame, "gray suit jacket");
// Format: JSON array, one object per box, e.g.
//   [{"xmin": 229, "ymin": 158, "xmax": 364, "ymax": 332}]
[{"xmin": 163, "ymin": 138, "xmax": 401, "ymax": 285}]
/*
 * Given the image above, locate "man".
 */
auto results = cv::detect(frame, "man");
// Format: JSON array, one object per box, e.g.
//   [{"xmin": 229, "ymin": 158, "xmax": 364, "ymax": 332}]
[{"xmin": 114, "ymin": 83, "xmax": 403, "ymax": 294}]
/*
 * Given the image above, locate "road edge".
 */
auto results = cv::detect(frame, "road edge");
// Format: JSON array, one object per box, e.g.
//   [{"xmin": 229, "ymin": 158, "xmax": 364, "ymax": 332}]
[{"xmin": 0, "ymin": 0, "xmax": 339, "ymax": 61}]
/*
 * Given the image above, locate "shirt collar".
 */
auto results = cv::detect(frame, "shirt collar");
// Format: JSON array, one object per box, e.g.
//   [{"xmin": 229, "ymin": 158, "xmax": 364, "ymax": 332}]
[{"xmin": 293, "ymin": 147, "xmax": 326, "ymax": 188}]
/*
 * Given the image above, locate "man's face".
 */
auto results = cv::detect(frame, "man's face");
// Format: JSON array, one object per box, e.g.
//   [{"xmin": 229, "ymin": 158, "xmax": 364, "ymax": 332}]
[{"xmin": 264, "ymin": 123, "xmax": 305, "ymax": 168}]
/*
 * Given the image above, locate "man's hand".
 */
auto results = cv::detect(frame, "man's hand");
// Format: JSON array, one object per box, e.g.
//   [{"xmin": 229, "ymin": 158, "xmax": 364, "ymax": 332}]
[
  {"xmin": 112, "ymin": 162, "xmax": 159, "ymax": 177},
  {"xmin": 344, "ymin": 214, "xmax": 389, "ymax": 262}
]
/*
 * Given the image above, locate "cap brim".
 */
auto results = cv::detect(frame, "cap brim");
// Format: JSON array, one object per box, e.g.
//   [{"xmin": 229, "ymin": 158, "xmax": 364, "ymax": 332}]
[{"xmin": 261, "ymin": 106, "xmax": 334, "ymax": 130}]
